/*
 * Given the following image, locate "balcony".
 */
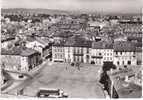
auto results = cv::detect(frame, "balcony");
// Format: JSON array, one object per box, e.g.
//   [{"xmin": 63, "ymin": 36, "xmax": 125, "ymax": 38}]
[
  {"xmin": 91, "ymin": 56, "xmax": 103, "ymax": 59},
  {"xmin": 73, "ymin": 54, "xmax": 84, "ymax": 56}
]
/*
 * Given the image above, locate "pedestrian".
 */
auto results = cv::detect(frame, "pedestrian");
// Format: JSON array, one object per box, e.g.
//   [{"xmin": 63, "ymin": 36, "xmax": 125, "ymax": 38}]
[
  {"xmin": 66, "ymin": 66, "xmax": 68, "ymax": 70},
  {"xmin": 77, "ymin": 66, "xmax": 80, "ymax": 71}
]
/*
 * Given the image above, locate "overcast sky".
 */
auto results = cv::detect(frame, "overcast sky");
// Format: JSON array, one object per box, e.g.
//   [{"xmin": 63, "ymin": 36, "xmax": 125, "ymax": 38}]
[{"xmin": 2, "ymin": 0, "xmax": 142, "ymax": 13}]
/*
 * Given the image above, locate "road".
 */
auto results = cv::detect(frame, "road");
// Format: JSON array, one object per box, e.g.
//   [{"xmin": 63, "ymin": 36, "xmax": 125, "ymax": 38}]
[{"xmin": 1, "ymin": 61, "xmax": 48, "ymax": 94}]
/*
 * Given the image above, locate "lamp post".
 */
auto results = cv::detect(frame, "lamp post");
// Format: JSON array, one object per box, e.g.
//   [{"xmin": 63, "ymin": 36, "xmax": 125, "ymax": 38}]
[{"xmin": 110, "ymin": 68, "xmax": 113, "ymax": 98}]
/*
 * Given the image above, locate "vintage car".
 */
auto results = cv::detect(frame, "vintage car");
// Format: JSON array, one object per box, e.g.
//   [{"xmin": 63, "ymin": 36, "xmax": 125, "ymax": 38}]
[{"xmin": 36, "ymin": 88, "xmax": 68, "ymax": 98}]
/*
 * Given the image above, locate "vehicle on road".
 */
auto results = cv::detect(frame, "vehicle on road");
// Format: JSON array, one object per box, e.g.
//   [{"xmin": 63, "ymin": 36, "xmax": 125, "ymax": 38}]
[{"xmin": 36, "ymin": 88, "xmax": 68, "ymax": 98}]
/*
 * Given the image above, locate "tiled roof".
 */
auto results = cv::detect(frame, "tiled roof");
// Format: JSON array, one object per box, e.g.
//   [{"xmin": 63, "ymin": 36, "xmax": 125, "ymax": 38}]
[
  {"xmin": 117, "ymin": 83, "xmax": 142, "ymax": 98},
  {"xmin": 92, "ymin": 41, "xmax": 113, "ymax": 49},
  {"xmin": 53, "ymin": 36, "xmax": 92, "ymax": 48},
  {"xmin": 113, "ymin": 41, "xmax": 136, "ymax": 52},
  {"xmin": 65, "ymin": 36, "xmax": 92, "ymax": 47},
  {"xmin": 26, "ymin": 36, "xmax": 49, "ymax": 46},
  {"xmin": 53, "ymin": 31, "xmax": 74, "ymax": 38},
  {"xmin": 21, "ymin": 48, "xmax": 39, "ymax": 56},
  {"xmin": 108, "ymin": 69, "xmax": 142, "ymax": 98},
  {"xmin": 1, "ymin": 46, "xmax": 39, "ymax": 56},
  {"xmin": 1, "ymin": 35, "xmax": 15, "ymax": 42},
  {"xmin": 35, "ymin": 37, "xmax": 49, "ymax": 46},
  {"xmin": 1, "ymin": 47, "xmax": 21, "ymax": 55}
]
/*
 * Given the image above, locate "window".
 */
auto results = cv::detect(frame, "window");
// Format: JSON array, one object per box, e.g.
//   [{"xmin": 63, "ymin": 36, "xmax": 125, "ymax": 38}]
[
  {"xmin": 110, "ymin": 57, "xmax": 112, "ymax": 60},
  {"xmin": 116, "ymin": 52, "xmax": 118, "ymax": 55},
  {"xmin": 68, "ymin": 47, "xmax": 70, "ymax": 53},
  {"xmin": 87, "ymin": 48, "xmax": 89, "ymax": 53},
  {"xmin": 120, "ymin": 52, "xmax": 122, "ymax": 55},
  {"xmin": 117, "ymin": 61, "xmax": 120, "ymax": 65},
  {"xmin": 55, "ymin": 54, "xmax": 57, "ymax": 58},
  {"xmin": 107, "ymin": 57, "xmax": 109, "ymax": 61},
  {"xmin": 60, "ymin": 55, "xmax": 63, "ymax": 58},
  {"xmin": 122, "ymin": 61, "xmax": 124, "ymax": 65},
  {"xmin": 128, "ymin": 61, "xmax": 131, "ymax": 65},
  {"xmin": 55, "ymin": 49, "xmax": 57, "ymax": 52}
]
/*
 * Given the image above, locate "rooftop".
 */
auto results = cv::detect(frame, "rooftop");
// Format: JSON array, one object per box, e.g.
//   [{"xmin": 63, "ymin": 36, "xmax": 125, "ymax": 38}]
[
  {"xmin": 113, "ymin": 41, "xmax": 136, "ymax": 52},
  {"xmin": 26, "ymin": 36, "xmax": 49, "ymax": 46},
  {"xmin": 108, "ymin": 68, "xmax": 142, "ymax": 98},
  {"xmin": 92, "ymin": 41, "xmax": 113, "ymax": 49},
  {"xmin": 1, "ymin": 46, "xmax": 39, "ymax": 57},
  {"xmin": 53, "ymin": 35, "xmax": 92, "ymax": 48}
]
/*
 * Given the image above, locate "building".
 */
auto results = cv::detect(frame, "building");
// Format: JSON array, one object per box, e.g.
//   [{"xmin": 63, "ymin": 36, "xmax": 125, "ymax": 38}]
[
  {"xmin": 52, "ymin": 36, "xmax": 92, "ymax": 63},
  {"xmin": 91, "ymin": 41, "xmax": 114, "ymax": 65},
  {"xmin": 113, "ymin": 41, "xmax": 137, "ymax": 67},
  {"xmin": 106, "ymin": 68, "xmax": 142, "ymax": 98},
  {"xmin": 1, "ymin": 36, "xmax": 15, "ymax": 49},
  {"xmin": 26, "ymin": 36, "xmax": 51, "ymax": 59},
  {"xmin": 64, "ymin": 36, "xmax": 91, "ymax": 63},
  {"xmin": 1, "ymin": 47, "xmax": 41, "ymax": 72},
  {"xmin": 52, "ymin": 42, "xmax": 65, "ymax": 62}
]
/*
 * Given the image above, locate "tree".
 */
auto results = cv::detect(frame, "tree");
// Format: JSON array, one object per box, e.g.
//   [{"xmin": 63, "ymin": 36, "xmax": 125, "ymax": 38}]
[
  {"xmin": 75, "ymin": 62, "xmax": 81, "ymax": 71},
  {"xmin": 102, "ymin": 62, "xmax": 116, "ymax": 72}
]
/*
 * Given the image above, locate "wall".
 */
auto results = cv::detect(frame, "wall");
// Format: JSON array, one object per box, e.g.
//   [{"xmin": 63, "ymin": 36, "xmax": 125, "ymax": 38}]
[
  {"xmin": 52, "ymin": 46, "xmax": 65, "ymax": 62},
  {"xmin": 1, "ymin": 55, "xmax": 21, "ymax": 71},
  {"xmin": 113, "ymin": 51, "xmax": 137, "ymax": 67}
]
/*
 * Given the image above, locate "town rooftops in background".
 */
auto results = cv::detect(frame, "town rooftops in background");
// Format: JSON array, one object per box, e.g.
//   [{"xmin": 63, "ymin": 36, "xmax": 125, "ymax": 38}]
[
  {"xmin": 118, "ymin": 20, "xmax": 142, "ymax": 24},
  {"xmin": 1, "ymin": 35, "xmax": 15, "ymax": 42}
]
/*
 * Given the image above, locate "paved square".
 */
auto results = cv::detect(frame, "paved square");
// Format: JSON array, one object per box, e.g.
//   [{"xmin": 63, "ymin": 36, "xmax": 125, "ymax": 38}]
[{"xmin": 24, "ymin": 62, "xmax": 105, "ymax": 98}]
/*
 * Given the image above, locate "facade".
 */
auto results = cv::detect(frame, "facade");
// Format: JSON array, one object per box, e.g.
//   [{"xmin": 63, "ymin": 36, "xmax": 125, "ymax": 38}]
[
  {"xmin": 26, "ymin": 36, "xmax": 51, "ymax": 59},
  {"xmin": 1, "ymin": 47, "xmax": 41, "ymax": 72},
  {"xmin": 64, "ymin": 46, "xmax": 74, "ymax": 62},
  {"xmin": 52, "ymin": 36, "xmax": 92, "ymax": 63},
  {"xmin": 91, "ymin": 41, "xmax": 114, "ymax": 65},
  {"xmin": 52, "ymin": 44, "xmax": 65, "ymax": 62},
  {"xmin": 113, "ymin": 41, "xmax": 137, "ymax": 67},
  {"xmin": 136, "ymin": 48, "xmax": 142, "ymax": 65}
]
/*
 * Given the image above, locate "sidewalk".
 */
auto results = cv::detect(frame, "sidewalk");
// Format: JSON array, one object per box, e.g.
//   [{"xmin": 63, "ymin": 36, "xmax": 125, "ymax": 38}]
[{"xmin": 1, "ymin": 79, "xmax": 13, "ymax": 91}]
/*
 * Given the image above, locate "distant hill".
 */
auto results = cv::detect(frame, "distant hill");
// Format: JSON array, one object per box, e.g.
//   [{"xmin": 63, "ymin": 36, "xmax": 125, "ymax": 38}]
[{"xmin": 1, "ymin": 8, "xmax": 141, "ymax": 16}]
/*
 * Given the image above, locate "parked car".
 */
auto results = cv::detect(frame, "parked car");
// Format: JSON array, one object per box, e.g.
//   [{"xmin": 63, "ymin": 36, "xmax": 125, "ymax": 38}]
[
  {"xmin": 18, "ymin": 74, "xmax": 24, "ymax": 78},
  {"xmin": 36, "ymin": 88, "xmax": 68, "ymax": 98}
]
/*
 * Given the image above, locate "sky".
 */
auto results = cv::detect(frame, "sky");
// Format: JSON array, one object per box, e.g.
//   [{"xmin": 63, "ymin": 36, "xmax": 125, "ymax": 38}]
[{"xmin": 1, "ymin": 0, "xmax": 142, "ymax": 13}]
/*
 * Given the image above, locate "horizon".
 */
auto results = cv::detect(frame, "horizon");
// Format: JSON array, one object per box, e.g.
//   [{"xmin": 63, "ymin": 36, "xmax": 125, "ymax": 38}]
[
  {"xmin": 2, "ymin": 0, "xmax": 142, "ymax": 14},
  {"xmin": 1, "ymin": 8, "xmax": 142, "ymax": 15}
]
